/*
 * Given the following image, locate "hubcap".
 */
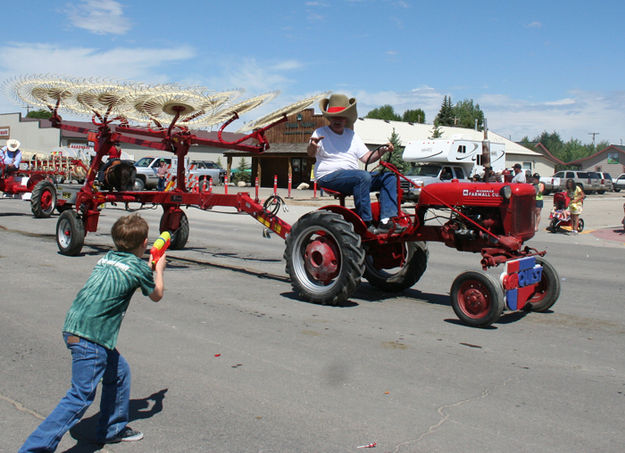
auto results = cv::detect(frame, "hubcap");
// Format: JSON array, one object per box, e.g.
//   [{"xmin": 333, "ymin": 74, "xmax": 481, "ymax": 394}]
[
  {"xmin": 458, "ymin": 281, "xmax": 490, "ymax": 318},
  {"xmin": 304, "ymin": 236, "xmax": 339, "ymax": 283}
]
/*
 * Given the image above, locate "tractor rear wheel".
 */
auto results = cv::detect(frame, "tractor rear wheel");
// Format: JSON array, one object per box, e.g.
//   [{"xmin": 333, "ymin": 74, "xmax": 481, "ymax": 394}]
[
  {"xmin": 284, "ymin": 209, "xmax": 365, "ymax": 305},
  {"xmin": 364, "ymin": 241, "xmax": 428, "ymax": 292},
  {"xmin": 31, "ymin": 180, "xmax": 57, "ymax": 218},
  {"xmin": 525, "ymin": 257, "xmax": 560, "ymax": 312},
  {"xmin": 56, "ymin": 210, "xmax": 85, "ymax": 256},
  {"xmin": 451, "ymin": 270, "xmax": 504, "ymax": 327}
]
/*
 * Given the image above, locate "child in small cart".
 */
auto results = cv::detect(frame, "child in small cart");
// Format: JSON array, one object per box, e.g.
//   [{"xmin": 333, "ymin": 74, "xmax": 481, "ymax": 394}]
[
  {"xmin": 548, "ymin": 189, "xmax": 584, "ymax": 233},
  {"xmin": 20, "ymin": 214, "xmax": 167, "ymax": 452}
]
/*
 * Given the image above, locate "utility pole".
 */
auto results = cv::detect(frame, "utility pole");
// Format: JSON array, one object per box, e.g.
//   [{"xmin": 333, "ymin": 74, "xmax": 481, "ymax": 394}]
[{"xmin": 588, "ymin": 132, "xmax": 599, "ymax": 148}]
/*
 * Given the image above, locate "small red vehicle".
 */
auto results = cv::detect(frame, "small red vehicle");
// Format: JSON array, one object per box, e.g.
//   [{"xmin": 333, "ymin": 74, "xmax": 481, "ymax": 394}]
[
  {"xmin": 0, "ymin": 160, "xmax": 76, "ymax": 218},
  {"xmin": 547, "ymin": 191, "xmax": 584, "ymax": 233}
]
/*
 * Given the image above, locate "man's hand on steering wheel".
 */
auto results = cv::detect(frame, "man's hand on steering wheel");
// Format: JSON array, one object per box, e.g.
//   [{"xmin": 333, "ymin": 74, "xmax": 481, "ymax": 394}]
[{"xmin": 364, "ymin": 142, "xmax": 394, "ymax": 172}]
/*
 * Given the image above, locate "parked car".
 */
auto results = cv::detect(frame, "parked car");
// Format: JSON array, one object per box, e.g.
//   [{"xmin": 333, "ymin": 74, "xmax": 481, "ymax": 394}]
[
  {"xmin": 134, "ymin": 156, "xmax": 223, "ymax": 190},
  {"xmin": 551, "ymin": 170, "xmax": 600, "ymax": 194},
  {"xmin": 597, "ymin": 172, "xmax": 613, "ymax": 193},
  {"xmin": 614, "ymin": 173, "xmax": 625, "ymax": 192},
  {"xmin": 400, "ymin": 164, "xmax": 470, "ymax": 200},
  {"xmin": 191, "ymin": 160, "xmax": 226, "ymax": 184}
]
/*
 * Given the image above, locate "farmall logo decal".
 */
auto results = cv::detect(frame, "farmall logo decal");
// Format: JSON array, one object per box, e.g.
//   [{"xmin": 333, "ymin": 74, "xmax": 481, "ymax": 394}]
[{"xmin": 462, "ymin": 188, "xmax": 501, "ymax": 198}]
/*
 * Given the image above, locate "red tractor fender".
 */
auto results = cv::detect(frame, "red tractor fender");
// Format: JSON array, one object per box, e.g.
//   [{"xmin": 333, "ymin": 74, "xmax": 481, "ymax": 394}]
[{"xmin": 318, "ymin": 204, "xmax": 369, "ymax": 236}]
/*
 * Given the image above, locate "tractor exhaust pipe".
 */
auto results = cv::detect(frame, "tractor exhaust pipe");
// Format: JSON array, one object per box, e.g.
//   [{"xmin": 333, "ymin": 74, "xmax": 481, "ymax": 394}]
[{"xmin": 481, "ymin": 118, "xmax": 491, "ymax": 169}]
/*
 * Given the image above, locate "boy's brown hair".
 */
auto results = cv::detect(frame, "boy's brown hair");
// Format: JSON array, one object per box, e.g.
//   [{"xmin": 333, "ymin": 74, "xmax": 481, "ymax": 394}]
[{"xmin": 111, "ymin": 214, "xmax": 149, "ymax": 252}]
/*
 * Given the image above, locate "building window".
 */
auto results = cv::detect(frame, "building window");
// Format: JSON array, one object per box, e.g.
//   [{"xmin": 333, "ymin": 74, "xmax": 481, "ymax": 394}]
[{"xmin": 608, "ymin": 152, "xmax": 619, "ymax": 164}]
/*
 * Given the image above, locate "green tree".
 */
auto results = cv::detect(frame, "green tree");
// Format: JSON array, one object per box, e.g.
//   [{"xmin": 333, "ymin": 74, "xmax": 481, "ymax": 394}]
[
  {"xmin": 26, "ymin": 109, "xmax": 52, "ymax": 119},
  {"xmin": 429, "ymin": 121, "xmax": 443, "ymax": 139},
  {"xmin": 365, "ymin": 104, "xmax": 401, "ymax": 121},
  {"xmin": 232, "ymin": 158, "xmax": 251, "ymax": 185},
  {"xmin": 434, "ymin": 95, "xmax": 454, "ymax": 126},
  {"xmin": 384, "ymin": 129, "xmax": 409, "ymax": 173},
  {"xmin": 453, "ymin": 99, "xmax": 484, "ymax": 130},
  {"xmin": 402, "ymin": 108, "xmax": 425, "ymax": 124}
]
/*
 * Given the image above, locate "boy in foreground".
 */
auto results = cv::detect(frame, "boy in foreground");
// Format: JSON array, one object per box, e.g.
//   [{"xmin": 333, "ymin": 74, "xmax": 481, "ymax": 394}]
[{"xmin": 20, "ymin": 214, "xmax": 166, "ymax": 452}]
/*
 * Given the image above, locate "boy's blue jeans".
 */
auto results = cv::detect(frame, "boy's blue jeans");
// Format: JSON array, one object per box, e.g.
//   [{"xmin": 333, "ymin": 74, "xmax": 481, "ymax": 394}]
[
  {"xmin": 20, "ymin": 333, "xmax": 131, "ymax": 452},
  {"xmin": 317, "ymin": 169, "xmax": 399, "ymax": 222}
]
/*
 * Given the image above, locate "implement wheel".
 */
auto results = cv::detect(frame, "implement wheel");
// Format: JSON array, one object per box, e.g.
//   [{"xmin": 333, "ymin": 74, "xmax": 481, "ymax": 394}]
[
  {"xmin": 364, "ymin": 241, "xmax": 428, "ymax": 292},
  {"xmin": 31, "ymin": 180, "xmax": 57, "ymax": 218},
  {"xmin": 160, "ymin": 209, "xmax": 189, "ymax": 250},
  {"xmin": 56, "ymin": 210, "xmax": 85, "ymax": 256},
  {"xmin": 284, "ymin": 209, "xmax": 365, "ymax": 305},
  {"xmin": 451, "ymin": 270, "xmax": 504, "ymax": 327},
  {"xmin": 525, "ymin": 257, "xmax": 560, "ymax": 312}
]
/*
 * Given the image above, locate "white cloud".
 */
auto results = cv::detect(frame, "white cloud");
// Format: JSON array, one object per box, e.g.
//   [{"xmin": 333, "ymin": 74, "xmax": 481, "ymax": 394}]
[
  {"xmin": 340, "ymin": 87, "xmax": 625, "ymax": 144},
  {"xmin": 0, "ymin": 42, "xmax": 196, "ymax": 113},
  {"xmin": 65, "ymin": 0, "xmax": 131, "ymax": 35},
  {"xmin": 526, "ymin": 21, "xmax": 543, "ymax": 29},
  {"xmin": 476, "ymin": 91, "xmax": 625, "ymax": 143}
]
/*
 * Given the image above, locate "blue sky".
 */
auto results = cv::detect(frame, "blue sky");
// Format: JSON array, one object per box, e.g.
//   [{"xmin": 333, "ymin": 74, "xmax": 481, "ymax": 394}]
[{"xmin": 1, "ymin": 0, "xmax": 624, "ymax": 144}]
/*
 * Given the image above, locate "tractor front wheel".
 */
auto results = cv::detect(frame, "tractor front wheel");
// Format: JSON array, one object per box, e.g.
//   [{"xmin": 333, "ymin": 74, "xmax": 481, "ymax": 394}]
[
  {"xmin": 284, "ymin": 209, "xmax": 365, "ymax": 305},
  {"xmin": 56, "ymin": 210, "xmax": 85, "ymax": 256},
  {"xmin": 525, "ymin": 257, "xmax": 560, "ymax": 312},
  {"xmin": 31, "ymin": 180, "xmax": 57, "ymax": 218},
  {"xmin": 364, "ymin": 241, "xmax": 428, "ymax": 292},
  {"xmin": 450, "ymin": 270, "xmax": 504, "ymax": 327}
]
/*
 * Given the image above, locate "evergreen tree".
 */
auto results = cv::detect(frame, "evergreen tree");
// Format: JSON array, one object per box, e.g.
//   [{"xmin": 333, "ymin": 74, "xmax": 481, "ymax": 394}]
[
  {"xmin": 429, "ymin": 121, "xmax": 443, "ymax": 139},
  {"xmin": 435, "ymin": 96, "xmax": 455, "ymax": 126},
  {"xmin": 385, "ymin": 129, "xmax": 409, "ymax": 173}
]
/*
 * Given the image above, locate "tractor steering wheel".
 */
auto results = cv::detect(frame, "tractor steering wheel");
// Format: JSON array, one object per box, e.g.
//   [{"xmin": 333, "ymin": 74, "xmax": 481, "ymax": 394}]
[{"xmin": 364, "ymin": 145, "xmax": 391, "ymax": 173}]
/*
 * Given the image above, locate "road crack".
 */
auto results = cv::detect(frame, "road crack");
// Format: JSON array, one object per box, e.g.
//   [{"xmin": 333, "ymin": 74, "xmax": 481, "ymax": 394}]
[
  {"xmin": 392, "ymin": 388, "xmax": 490, "ymax": 453},
  {"xmin": 0, "ymin": 391, "xmax": 45, "ymax": 420}
]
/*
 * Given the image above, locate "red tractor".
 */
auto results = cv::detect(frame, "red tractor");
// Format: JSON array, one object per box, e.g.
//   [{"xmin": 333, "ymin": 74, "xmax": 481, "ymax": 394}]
[{"xmin": 284, "ymin": 158, "xmax": 560, "ymax": 327}]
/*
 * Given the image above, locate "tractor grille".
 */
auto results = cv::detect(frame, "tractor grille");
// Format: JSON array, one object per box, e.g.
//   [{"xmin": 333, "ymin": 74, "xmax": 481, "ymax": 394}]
[{"xmin": 510, "ymin": 194, "xmax": 535, "ymax": 238}]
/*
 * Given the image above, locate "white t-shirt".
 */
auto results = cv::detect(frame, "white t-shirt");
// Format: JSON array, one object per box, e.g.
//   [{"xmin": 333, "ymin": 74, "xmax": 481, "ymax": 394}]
[
  {"xmin": 311, "ymin": 126, "xmax": 369, "ymax": 180},
  {"xmin": 511, "ymin": 171, "xmax": 526, "ymax": 183}
]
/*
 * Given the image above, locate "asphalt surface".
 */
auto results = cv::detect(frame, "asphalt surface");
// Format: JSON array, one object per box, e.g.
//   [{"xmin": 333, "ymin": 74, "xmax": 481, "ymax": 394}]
[{"xmin": 1, "ymin": 188, "xmax": 624, "ymax": 452}]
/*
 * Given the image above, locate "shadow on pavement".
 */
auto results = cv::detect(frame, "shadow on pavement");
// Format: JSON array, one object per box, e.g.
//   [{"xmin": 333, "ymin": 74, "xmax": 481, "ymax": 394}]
[{"xmin": 62, "ymin": 388, "xmax": 168, "ymax": 452}]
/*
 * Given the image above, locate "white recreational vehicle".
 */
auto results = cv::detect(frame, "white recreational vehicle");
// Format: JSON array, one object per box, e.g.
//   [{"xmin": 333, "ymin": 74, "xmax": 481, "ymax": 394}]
[{"xmin": 400, "ymin": 138, "xmax": 506, "ymax": 200}]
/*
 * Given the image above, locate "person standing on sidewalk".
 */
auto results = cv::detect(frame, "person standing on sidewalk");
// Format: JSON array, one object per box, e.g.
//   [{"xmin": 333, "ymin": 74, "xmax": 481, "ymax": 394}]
[{"xmin": 20, "ymin": 214, "xmax": 166, "ymax": 451}]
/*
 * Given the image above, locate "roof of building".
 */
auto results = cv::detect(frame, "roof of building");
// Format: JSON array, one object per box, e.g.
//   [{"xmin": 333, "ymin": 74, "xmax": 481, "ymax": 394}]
[
  {"xmin": 352, "ymin": 118, "xmax": 541, "ymax": 157},
  {"xmin": 566, "ymin": 144, "xmax": 625, "ymax": 166},
  {"xmin": 533, "ymin": 143, "xmax": 567, "ymax": 166}
]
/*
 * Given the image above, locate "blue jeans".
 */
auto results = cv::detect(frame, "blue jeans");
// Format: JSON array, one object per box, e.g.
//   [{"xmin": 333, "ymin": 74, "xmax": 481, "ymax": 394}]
[
  {"xmin": 20, "ymin": 333, "xmax": 131, "ymax": 452},
  {"xmin": 318, "ymin": 169, "xmax": 398, "ymax": 222}
]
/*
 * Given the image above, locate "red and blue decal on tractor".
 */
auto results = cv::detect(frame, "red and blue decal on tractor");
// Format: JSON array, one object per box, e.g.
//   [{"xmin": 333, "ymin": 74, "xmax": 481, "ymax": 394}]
[{"xmin": 501, "ymin": 256, "xmax": 543, "ymax": 311}]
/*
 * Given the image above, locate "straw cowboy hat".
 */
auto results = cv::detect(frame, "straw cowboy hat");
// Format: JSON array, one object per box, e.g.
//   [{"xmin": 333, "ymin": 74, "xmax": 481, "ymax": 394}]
[
  {"xmin": 6, "ymin": 139, "xmax": 20, "ymax": 151},
  {"xmin": 319, "ymin": 94, "xmax": 358, "ymax": 129}
]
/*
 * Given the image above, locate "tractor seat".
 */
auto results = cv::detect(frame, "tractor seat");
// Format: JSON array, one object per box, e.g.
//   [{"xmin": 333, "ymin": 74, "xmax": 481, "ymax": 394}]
[{"xmin": 318, "ymin": 186, "xmax": 350, "ymax": 207}]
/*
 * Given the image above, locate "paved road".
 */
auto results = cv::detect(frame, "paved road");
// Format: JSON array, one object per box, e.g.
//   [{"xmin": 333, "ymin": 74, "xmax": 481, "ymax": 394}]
[{"xmin": 1, "ymin": 190, "xmax": 623, "ymax": 452}]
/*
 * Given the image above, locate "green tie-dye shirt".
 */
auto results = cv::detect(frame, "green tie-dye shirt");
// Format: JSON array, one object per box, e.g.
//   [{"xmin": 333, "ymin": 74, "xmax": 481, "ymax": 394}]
[{"xmin": 63, "ymin": 251, "xmax": 155, "ymax": 350}]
